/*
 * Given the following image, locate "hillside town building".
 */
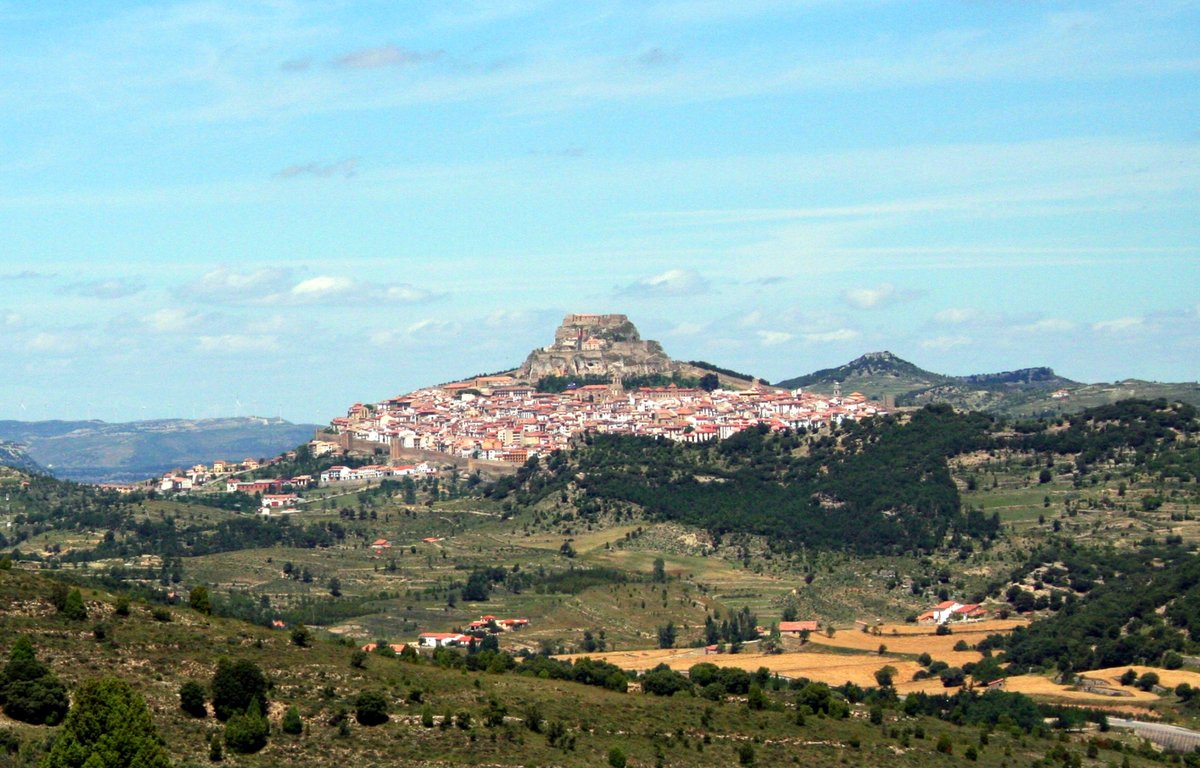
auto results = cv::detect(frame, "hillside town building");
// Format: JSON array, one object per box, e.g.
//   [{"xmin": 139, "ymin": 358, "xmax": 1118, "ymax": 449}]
[{"xmin": 324, "ymin": 378, "xmax": 886, "ymax": 464}]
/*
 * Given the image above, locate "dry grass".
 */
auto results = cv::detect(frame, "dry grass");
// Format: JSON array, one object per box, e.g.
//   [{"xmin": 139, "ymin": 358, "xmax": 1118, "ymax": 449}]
[
  {"xmin": 561, "ymin": 647, "xmax": 926, "ymax": 688},
  {"xmin": 806, "ymin": 632, "xmax": 980, "ymax": 665},
  {"xmin": 867, "ymin": 619, "xmax": 1027, "ymax": 637},
  {"xmin": 1084, "ymin": 665, "xmax": 1200, "ymax": 691},
  {"xmin": 1002, "ymin": 674, "xmax": 1158, "ymax": 703}
]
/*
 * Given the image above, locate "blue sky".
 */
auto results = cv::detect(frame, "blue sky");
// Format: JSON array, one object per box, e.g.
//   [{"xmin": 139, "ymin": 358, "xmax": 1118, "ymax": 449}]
[{"xmin": 1, "ymin": 0, "xmax": 1197, "ymax": 423}]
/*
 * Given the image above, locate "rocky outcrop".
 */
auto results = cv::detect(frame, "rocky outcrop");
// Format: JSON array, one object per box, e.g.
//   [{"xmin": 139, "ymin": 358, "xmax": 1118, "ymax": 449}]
[{"xmin": 520, "ymin": 314, "xmax": 678, "ymax": 381}]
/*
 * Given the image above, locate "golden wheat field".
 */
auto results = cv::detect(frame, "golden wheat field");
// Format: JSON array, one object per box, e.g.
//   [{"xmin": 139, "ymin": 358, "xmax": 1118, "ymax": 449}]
[
  {"xmin": 1001, "ymin": 674, "xmax": 1158, "ymax": 703},
  {"xmin": 1084, "ymin": 665, "xmax": 1200, "ymax": 690},
  {"xmin": 561, "ymin": 647, "xmax": 927, "ymax": 688},
  {"xmin": 799, "ymin": 619, "xmax": 1026, "ymax": 665}
]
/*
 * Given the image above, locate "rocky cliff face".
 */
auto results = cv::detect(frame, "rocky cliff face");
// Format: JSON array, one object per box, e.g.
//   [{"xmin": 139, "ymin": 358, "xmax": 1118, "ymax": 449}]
[{"xmin": 520, "ymin": 314, "xmax": 678, "ymax": 381}]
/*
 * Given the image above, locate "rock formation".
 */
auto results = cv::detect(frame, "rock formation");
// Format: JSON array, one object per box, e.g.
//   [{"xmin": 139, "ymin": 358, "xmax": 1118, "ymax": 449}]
[{"xmin": 520, "ymin": 314, "xmax": 677, "ymax": 381}]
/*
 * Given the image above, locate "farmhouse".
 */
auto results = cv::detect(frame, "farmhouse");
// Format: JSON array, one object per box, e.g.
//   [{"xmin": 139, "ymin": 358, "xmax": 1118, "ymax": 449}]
[
  {"xmin": 917, "ymin": 600, "xmax": 987, "ymax": 625},
  {"xmin": 417, "ymin": 632, "xmax": 472, "ymax": 648}
]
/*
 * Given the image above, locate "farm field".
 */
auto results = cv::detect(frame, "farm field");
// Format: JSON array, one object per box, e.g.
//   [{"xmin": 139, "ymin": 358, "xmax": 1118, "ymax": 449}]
[
  {"xmin": 802, "ymin": 620, "xmax": 1027, "ymax": 666},
  {"xmin": 1084, "ymin": 665, "xmax": 1200, "ymax": 691},
  {"xmin": 562, "ymin": 646, "xmax": 927, "ymax": 688},
  {"xmin": 1002, "ymin": 674, "xmax": 1159, "ymax": 706}
]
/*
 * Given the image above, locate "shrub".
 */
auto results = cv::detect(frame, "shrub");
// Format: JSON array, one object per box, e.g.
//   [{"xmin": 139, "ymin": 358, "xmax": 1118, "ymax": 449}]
[
  {"xmin": 0, "ymin": 636, "xmax": 69, "ymax": 726},
  {"xmin": 189, "ymin": 586, "xmax": 211, "ymax": 615},
  {"xmin": 290, "ymin": 625, "xmax": 313, "ymax": 648},
  {"xmin": 737, "ymin": 741, "xmax": 755, "ymax": 766},
  {"xmin": 355, "ymin": 690, "xmax": 389, "ymax": 726},
  {"xmin": 1119, "ymin": 669, "xmax": 1138, "ymax": 686},
  {"xmin": 211, "ymin": 658, "xmax": 268, "ymax": 721},
  {"xmin": 224, "ymin": 700, "xmax": 269, "ymax": 754},
  {"xmin": 608, "ymin": 746, "xmax": 627, "ymax": 768},
  {"xmin": 281, "ymin": 705, "xmax": 303, "ymax": 735},
  {"xmin": 180, "ymin": 681, "xmax": 208, "ymax": 718},
  {"xmin": 113, "ymin": 595, "xmax": 131, "ymax": 617},
  {"xmin": 1135, "ymin": 672, "xmax": 1160, "ymax": 692},
  {"xmin": 43, "ymin": 677, "xmax": 170, "ymax": 768},
  {"xmin": 936, "ymin": 734, "xmax": 953, "ymax": 754},
  {"xmin": 349, "ymin": 649, "xmax": 368, "ymax": 669},
  {"xmin": 62, "ymin": 589, "xmax": 88, "ymax": 621},
  {"xmin": 151, "ymin": 607, "xmax": 172, "ymax": 623},
  {"xmin": 939, "ymin": 667, "xmax": 965, "ymax": 687}
]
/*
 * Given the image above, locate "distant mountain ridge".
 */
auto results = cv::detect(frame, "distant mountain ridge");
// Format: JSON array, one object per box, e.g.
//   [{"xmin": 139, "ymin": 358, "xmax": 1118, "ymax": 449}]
[
  {"xmin": 0, "ymin": 416, "xmax": 321, "ymax": 483},
  {"xmin": 777, "ymin": 352, "xmax": 1198, "ymax": 416}
]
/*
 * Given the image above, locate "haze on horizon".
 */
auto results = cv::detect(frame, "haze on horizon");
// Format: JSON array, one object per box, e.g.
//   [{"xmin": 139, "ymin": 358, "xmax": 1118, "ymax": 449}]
[{"xmin": 1, "ymin": 1, "xmax": 1197, "ymax": 425}]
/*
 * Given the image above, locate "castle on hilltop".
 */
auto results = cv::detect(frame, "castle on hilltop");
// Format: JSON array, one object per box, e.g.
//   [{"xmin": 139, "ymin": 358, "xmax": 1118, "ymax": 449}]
[{"xmin": 520, "ymin": 313, "xmax": 676, "ymax": 380}]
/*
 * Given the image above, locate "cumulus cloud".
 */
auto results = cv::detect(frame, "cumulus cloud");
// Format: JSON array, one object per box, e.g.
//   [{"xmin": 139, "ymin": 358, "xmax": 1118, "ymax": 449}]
[
  {"xmin": 1012, "ymin": 318, "xmax": 1076, "ymax": 334},
  {"xmin": 28, "ymin": 332, "xmax": 78, "ymax": 353},
  {"xmin": 757, "ymin": 330, "xmax": 794, "ymax": 346},
  {"xmin": 934, "ymin": 307, "xmax": 978, "ymax": 325},
  {"xmin": 618, "ymin": 268, "xmax": 710, "ymax": 297},
  {"xmin": 197, "ymin": 334, "xmax": 280, "ymax": 354},
  {"xmin": 2, "ymin": 270, "xmax": 55, "ymax": 280},
  {"xmin": 1092, "ymin": 316, "xmax": 1145, "ymax": 333},
  {"xmin": 141, "ymin": 308, "xmax": 205, "ymax": 333},
  {"xmin": 803, "ymin": 328, "xmax": 860, "ymax": 344},
  {"xmin": 187, "ymin": 267, "xmax": 291, "ymax": 302},
  {"xmin": 265, "ymin": 276, "xmax": 440, "ymax": 305},
  {"xmin": 274, "ymin": 159, "xmax": 358, "ymax": 179},
  {"xmin": 370, "ymin": 318, "xmax": 461, "ymax": 347},
  {"xmin": 335, "ymin": 45, "xmax": 443, "ymax": 69},
  {"xmin": 920, "ymin": 335, "xmax": 972, "ymax": 350},
  {"xmin": 668, "ymin": 321, "xmax": 707, "ymax": 336},
  {"xmin": 840, "ymin": 282, "xmax": 921, "ymax": 310},
  {"xmin": 61, "ymin": 279, "xmax": 143, "ymax": 300}
]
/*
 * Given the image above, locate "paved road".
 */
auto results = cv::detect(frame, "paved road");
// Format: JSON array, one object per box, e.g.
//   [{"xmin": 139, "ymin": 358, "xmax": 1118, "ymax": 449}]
[{"xmin": 1110, "ymin": 718, "xmax": 1200, "ymax": 753}]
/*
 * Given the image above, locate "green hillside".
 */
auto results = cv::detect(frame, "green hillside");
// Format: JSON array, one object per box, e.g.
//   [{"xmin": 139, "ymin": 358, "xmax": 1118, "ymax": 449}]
[{"xmin": 0, "ymin": 567, "xmax": 1176, "ymax": 768}]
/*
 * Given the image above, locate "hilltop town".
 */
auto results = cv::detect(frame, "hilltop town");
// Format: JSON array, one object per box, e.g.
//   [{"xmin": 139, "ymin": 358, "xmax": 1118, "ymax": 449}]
[{"xmin": 323, "ymin": 313, "xmax": 887, "ymax": 465}]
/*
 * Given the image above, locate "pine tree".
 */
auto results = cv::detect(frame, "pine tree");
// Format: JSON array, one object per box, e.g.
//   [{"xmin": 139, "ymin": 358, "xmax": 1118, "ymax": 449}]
[{"xmin": 43, "ymin": 677, "xmax": 171, "ymax": 768}]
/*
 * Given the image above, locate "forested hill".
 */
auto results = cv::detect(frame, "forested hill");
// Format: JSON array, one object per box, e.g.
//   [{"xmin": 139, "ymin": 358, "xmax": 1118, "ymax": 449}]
[{"xmin": 488, "ymin": 405, "xmax": 1001, "ymax": 555}]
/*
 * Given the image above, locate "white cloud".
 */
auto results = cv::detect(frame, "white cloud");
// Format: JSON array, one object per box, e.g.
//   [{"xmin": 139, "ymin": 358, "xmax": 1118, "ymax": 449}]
[
  {"xmin": 803, "ymin": 328, "xmax": 859, "ymax": 344},
  {"xmin": 62, "ymin": 279, "xmax": 143, "ymax": 300},
  {"xmin": 370, "ymin": 319, "xmax": 462, "ymax": 347},
  {"xmin": 141, "ymin": 308, "xmax": 203, "ymax": 333},
  {"xmin": 934, "ymin": 308, "xmax": 978, "ymax": 325},
  {"xmin": 1013, "ymin": 318, "xmax": 1076, "ymax": 334},
  {"xmin": 618, "ymin": 268, "xmax": 710, "ymax": 297},
  {"xmin": 274, "ymin": 276, "xmax": 438, "ymax": 305},
  {"xmin": 197, "ymin": 334, "xmax": 279, "ymax": 354},
  {"xmin": 188, "ymin": 267, "xmax": 289, "ymax": 302},
  {"xmin": 28, "ymin": 332, "xmax": 78, "ymax": 353},
  {"xmin": 334, "ymin": 45, "xmax": 443, "ymax": 69},
  {"xmin": 757, "ymin": 330, "xmax": 794, "ymax": 346},
  {"xmin": 737, "ymin": 310, "xmax": 763, "ymax": 329},
  {"xmin": 2, "ymin": 310, "xmax": 22, "ymax": 328},
  {"xmin": 920, "ymin": 335, "xmax": 971, "ymax": 350},
  {"xmin": 290, "ymin": 275, "xmax": 354, "ymax": 301},
  {"xmin": 1092, "ymin": 316, "xmax": 1145, "ymax": 333},
  {"xmin": 668, "ymin": 321, "xmax": 707, "ymax": 336},
  {"xmin": 841, "ymin": 282, "xmax": 917, "ymax": 310}
]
